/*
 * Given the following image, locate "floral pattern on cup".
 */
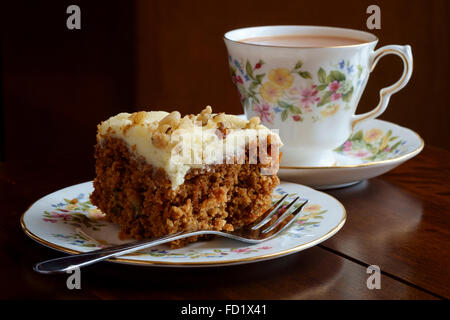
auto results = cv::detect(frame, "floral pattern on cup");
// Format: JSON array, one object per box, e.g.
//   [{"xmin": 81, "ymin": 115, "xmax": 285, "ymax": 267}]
[
  {"xmin": 229, "ymin": 57, "xmax": 363, "ymax": 124},
  {"xmin": 334, "ymin": 128, "xmax": 406, "ymax": 161}
]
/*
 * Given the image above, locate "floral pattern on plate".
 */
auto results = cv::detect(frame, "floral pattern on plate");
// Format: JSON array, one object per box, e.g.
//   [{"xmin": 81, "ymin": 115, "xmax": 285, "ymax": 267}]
[
  {"xmin": 41, "ymin": 188, "xmax": 328, "ymax": 258},
  {"xmin": 22, "ymin": 181, "xmax": 345, "ymax": 266},
  {"xmin": 277, "ymin": 119, "xmax": 424, "ymax": 189},
  {"xmin": 334, "ymin": 127, "xmax": 407, "ymax": 162},
  {"xmin": 43, "ymin": 195, "xmax": 106, "ymax": 231}
]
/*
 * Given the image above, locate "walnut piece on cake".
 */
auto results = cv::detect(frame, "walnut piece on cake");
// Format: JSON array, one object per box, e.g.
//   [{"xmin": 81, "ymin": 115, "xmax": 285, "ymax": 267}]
[{"xmin": 90, "ymin": 106, "xmax": 283, "ymax": 247}]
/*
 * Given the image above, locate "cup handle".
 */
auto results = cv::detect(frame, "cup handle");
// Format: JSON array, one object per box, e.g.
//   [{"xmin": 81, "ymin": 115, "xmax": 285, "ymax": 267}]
[{"xmin": 351, "ymin": 45, "xmax": 413, "ymax": 129}]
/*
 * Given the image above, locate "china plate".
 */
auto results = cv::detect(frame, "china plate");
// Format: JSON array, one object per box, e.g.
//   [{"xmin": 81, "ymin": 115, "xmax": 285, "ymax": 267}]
[
  {"xmin": 278, "ymin": 119, "xmax": 424, "ymax": 189},
  {"xmin": 21, "ymin": 181, "xmax": 345, "ymax": 267}
]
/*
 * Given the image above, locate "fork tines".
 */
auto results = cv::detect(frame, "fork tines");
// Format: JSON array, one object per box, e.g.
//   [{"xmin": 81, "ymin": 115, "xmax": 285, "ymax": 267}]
[
  {"xmin": 262, "ymin": 197, "xmax": 308, "ymax": 234},
  {"xmin": 251, "ymin": 194, "xmax": 290, "ymax": 230},
  {"xmin": 250, "ymin": 195, "xmax": 308, "ymax": 238}
]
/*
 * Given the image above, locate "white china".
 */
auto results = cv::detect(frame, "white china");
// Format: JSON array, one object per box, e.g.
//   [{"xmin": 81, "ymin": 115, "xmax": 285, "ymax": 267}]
[{"xmin": 278, "ymin": 119, "xmax": 423, "ymax": 189}]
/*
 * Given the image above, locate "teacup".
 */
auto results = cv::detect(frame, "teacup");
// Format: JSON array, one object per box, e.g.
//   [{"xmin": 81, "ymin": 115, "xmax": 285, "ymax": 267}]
[{"xmin": 224, "ymin": 26, "xmax": 413, "ymax": 166}]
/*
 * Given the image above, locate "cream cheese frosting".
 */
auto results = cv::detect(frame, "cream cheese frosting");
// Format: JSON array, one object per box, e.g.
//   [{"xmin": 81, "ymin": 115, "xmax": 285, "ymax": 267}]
[{"xmin": 97, "ymin": 106, "xmax": 282, "ymax": 189}]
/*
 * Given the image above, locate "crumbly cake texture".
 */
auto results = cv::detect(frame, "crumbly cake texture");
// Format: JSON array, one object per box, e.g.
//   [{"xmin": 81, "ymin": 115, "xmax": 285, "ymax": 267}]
[{"xmin": 90, "ymin": 106, "xmax": 281, "ymax": 247}]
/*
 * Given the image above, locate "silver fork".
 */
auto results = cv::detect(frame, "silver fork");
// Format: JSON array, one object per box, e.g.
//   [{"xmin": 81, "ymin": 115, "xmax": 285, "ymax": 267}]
[{"xmin": 34, "ymin": 195, "xmax": 308, "ymax": 274}]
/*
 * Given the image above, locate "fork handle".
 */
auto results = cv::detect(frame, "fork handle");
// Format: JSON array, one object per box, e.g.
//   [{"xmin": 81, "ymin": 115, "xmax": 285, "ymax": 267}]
[{"xmin": 33, "ymin": 230, "xmax": 204, "ymax": 274}]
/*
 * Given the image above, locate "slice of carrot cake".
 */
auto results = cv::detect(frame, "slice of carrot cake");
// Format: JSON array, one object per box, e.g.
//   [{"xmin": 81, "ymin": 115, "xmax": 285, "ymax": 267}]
[{"xmin": 90, "ymin": 106, "xmax": 282, "ymax": 247}]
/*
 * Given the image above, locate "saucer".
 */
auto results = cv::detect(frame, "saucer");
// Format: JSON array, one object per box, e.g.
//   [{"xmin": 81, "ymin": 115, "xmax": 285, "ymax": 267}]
[{"xmin": 278, "ymin": 119, "xmax": 424, "ymax": 189}]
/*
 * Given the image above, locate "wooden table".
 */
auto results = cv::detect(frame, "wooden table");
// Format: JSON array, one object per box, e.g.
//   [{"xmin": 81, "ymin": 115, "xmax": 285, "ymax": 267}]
[{"xmin": 0, "ymin": 146, "xmax": 448, "ymax": 300}]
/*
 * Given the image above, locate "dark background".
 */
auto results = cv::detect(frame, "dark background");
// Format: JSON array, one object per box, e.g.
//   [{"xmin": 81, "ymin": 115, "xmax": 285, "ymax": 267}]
[{"xmin": 1, "ymin": 0, "xmax": 449, "ymax": 168}]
